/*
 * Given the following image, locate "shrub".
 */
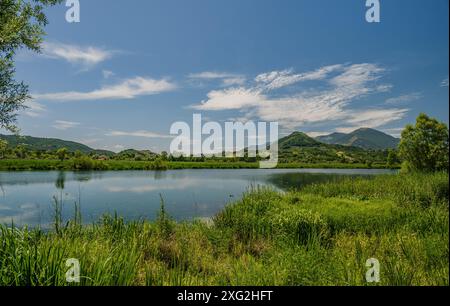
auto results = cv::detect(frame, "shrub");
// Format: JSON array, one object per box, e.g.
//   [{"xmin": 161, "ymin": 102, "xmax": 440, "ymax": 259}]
[{"xmin": 72, "ymin": 157, "xmax": 108, "ymax": 170}]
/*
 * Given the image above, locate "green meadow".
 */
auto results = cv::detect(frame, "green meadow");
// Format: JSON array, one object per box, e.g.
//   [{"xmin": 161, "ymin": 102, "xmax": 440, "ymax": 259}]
[{"xmin": 0, "ymin": 172, "xmax": 447, "ymax": 286}]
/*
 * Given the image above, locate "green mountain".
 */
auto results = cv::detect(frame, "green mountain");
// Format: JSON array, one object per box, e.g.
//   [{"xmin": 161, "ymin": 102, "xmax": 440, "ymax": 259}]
[
  {"xmin": 315, "ymin": 128, "xmax": 400, "ymax": 150},
  {"xmin": 278, "ymin": 132, "xmax": 323, "ymax": 150},
  {"xmin": 0, "ymin": 134, "xmax": 115, "ymax": 155},
  {"xmin": 277, "ymin": 132, "xmax": 388, "ymax": 165}
]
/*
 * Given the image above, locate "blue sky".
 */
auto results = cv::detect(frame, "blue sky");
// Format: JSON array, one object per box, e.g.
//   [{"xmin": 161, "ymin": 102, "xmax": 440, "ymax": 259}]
[{"xmin": 9, "ymin": 0, "xmax": 449, "ymax": 152}]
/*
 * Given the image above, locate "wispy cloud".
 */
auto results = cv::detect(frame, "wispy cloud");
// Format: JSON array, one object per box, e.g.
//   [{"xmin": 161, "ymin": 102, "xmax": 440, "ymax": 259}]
[
  {"xmin": 23, "ymin": 101, "xmax": 46, "ymax": 117},
  {"xmin": 42, "ymin": 42, "xmax": 113, "ymax": 68},
  {"xmin": 193, "ymin": 87, "xmax": 264, "ymax": 111},
  {"xmin": 255, "ymin": 64, "xmax": 343, "ymax": 90},
  {"xmin": 102, "ymin": 70, "xmax": 115, "ymax": 79},
  {"xmin": 385, "ymin": 92, "xmax": 422, "ymax": 105},
  {"xmin": 106, "ymin": 130, "xmax": 172, "ymax": 139},
  {"xmin": 53, "ymin": 120, "xmax": 80, "ymax": 130},
  {"xmin": 441, "ymin": 77, "xmax": 449, "ymax": 87},
  {"xmin": 192, "ymin": 63, "xmax": 407, "ymax": 130},
  {"xmin": 345, "ymin": 108, "xmax": 408, "ymax": 129},
  {"xmin": 34, "ymin": 77, "xmax": 177, "ymax": 102},
  {"xmin": 382, "ymin": 127, "xmax": 404, "ymax": 138},
  {"xmin": 188, "ymin": 71, "xmax": 246, "ymax": 87}
]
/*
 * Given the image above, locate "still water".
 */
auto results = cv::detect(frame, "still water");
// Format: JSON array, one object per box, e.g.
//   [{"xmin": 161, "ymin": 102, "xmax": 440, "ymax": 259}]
[{"xmin": 0, "ymin": 169, "xmax": 395, "ymax": 227}]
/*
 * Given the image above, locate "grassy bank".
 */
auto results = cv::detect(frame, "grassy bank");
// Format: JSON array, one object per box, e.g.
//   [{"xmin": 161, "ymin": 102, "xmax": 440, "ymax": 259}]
[
  {"xmin": 0, "ymin": 172, "xmax": 447, "ymax": 286},
  {"xmin": 0, "ymin": 159, "xmax": 394, "ymax": 171}
]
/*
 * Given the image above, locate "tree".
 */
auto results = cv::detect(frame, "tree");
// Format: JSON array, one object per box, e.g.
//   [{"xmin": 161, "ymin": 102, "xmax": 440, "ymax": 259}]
[
  {"xmin": 0, "ymin": 0, "xmax": 62, "ymax": 132},
  {"xmin": 74, "ymin": 150, "xmax": 83, "ymax": 158},
  {"xmin": 399, "ymin": 113, "xmax": 449, "ymax": 172},
  {"xmin": 0, "ymin": 139, "xmax": 8, "ymax": 159},
  {"xmin": 386, "ymin": 149, "xmax": 399, "ymax": 168},
  {"xmin": 160, "ymin": 151, "xmax": 168, "ymax": 161},
  {"xmin": 14, "ymin": 144, "xmax": 26, "ymax": 158},
  {"xmin": 56, "ymin": 147, "xmax": 68, "ymax": 162}
]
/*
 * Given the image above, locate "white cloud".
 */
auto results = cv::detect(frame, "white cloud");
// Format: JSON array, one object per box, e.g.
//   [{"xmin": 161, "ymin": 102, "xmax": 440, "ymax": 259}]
[
  {"xmin": 106, "ymin": 130, "xmax": 172, "ymax": 139},
  {"xmin": 102, "ymin": 70, "xmax": 115, "ymax": 79},
  {"xmin": 345, "ymin": 108, "xmax": 409, "ymax": 129},
  {"xmin": 42, "ymin": 42, "xmax": 113, "ymax": 68},
  {"xmin": 382, "ymin": 127, "xmax": 404, "ymax": 138},
  {"xmin": 23, "ymin": 100, "xmax": 46, "ymax": 117},
  {"xmin": 113, "ymin": 144, "xmax": 125, "ymax": 151},
  {"xmin": 34, "ymin": 77, "xmax": 176, "ymax": 102},
  {"xmin": 334, "ymin": 127, "xmax": 360, "ymax": 134},
  {"xmin": 306, "ymin": 131, "xmax": 330, "ymax": 138},
  {"xmin": 53, "ymin": 120, "xmax": 80, "ymax": 130},
  {"xmin": 441, "ymin": 77, "xmax": 449, "ymax": 87},
  {"xmin": 385, "ymin": 92, "xmax": 422, "ymax": 105},
  {"xmin": 192, "ymin": 63, "xmax": 408, "ymax": 131},
  {"xmin": 222, "ymin": 76, "xmax": 246, "ymax": 86},
  {"xmin": 189, "ymin": 72, "xmax": 234, "ymax": 79},
  {"xmin": 192, "ymin": 87, "xmax": 265, "ymax": 111},
  {"xmin": 376, "ymin": 84, "xmax": 393, "ymax": 92},
  {"xmin": 330, "ymin": 63, "xmax": 384, "ymax": 88},
  {"xmin": 255, "ymin": 64, "xmax": 343, "ymax": 90}
]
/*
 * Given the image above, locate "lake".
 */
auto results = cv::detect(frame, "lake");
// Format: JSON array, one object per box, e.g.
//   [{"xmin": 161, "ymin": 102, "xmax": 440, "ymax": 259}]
[{"xmin": 0, "ymin": 169, "xmax": 396, "ymax": 227}]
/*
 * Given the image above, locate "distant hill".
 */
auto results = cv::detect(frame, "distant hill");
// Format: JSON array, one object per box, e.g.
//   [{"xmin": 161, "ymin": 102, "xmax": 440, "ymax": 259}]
[
  {"xmin": 315, "ymin": 128, "xmax": 400, "ymax": 150},
  {"xmin": 277, "ymin": 131, "xmax": 388, "ymax": 165},
  {"xmin": 278, "ymin": 132, "xmax": 323, "ymax": 150},
  {"xmin": 0, "ymin": 134, "xmax": 115, "ymax": 156}
]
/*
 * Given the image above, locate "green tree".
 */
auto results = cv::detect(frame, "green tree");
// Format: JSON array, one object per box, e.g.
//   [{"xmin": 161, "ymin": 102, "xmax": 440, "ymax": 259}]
[
  {"xmin": 160, "ymin": 151, "xmax": 168, "ymax": 161},
  {"xmin": 0, "ymin": 139, "xmax": 8, "ymax": 159},
  {"xmin": 0, "ymin": 0, "xmax": 62, "ymax": 132},
  {"xmin": 14, "ymin": 144, "xmax": 26, "ymax": 158},
  {"xmin": 386, "ymin": 149, "xmax": 399, "ymax": 168},
  {"xmin": 399, "ymin": 113, "xmax": 449, "ymax": 172},
  {"xmin": 56, "ymin": 147, "xmax": 68, "ymax": 162},
  {"xmin": 74, "ymin": 150, "xmax": 83, "ymax": 158}
]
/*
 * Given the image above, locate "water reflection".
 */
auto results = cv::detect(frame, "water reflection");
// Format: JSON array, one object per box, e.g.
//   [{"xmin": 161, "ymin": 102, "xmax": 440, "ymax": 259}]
[
  {"xmin": 0, "ymin": 169, "xmax": 396, "ymax": 227},
  {"xmin": 55, "ymin": 171, "xmax": 66, "ymax": 190}
]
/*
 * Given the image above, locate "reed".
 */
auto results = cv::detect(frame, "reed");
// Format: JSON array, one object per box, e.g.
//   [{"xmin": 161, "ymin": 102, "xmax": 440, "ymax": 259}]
[{"xmin": 0, "ymin": 172, "xmax": 448, "ymax": 286}]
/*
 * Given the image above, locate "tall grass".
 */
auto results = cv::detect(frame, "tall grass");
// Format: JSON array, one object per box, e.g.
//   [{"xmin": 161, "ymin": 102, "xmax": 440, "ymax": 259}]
[{"xmin": 0, "ymin": 172, "xmax": 448, "ymax": 286}]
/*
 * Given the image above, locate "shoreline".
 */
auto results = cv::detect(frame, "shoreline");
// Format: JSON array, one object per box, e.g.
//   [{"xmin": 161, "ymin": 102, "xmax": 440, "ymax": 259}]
[{"xmin": 0, "ymin": 159, "xmax": 399, "ymax": 171}]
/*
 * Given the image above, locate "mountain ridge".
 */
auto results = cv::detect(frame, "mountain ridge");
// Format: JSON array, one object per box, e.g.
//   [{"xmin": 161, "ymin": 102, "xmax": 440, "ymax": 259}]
[
  {"xmin": 0, "ymin": 134, "xmax": 115, "ymax": 156},
  {"xmin": 315, "ymin": 128, "xmax": 400, "ymax": 150}
]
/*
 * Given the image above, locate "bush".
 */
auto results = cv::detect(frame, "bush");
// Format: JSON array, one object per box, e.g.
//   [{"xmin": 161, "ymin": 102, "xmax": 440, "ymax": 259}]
[{"xmin": 72, "ymin": 157, "xmax": 108, "ymax": 171}]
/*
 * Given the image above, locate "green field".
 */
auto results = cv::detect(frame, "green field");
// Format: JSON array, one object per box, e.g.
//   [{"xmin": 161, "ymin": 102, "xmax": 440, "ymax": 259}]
[{"xmin": 0, "ymin": 172, "xmax": 447, "ymax": 286}]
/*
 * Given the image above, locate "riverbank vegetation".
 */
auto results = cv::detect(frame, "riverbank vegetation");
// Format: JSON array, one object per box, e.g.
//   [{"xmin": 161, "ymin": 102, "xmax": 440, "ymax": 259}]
[
  {"xmin": 0, "ymin": 158, "xmax": 394, "ymax": 171},
  {"xmin": 1, "ymin": 129, "xmax": 400, "ymax": 171},
  {"xmin": 0, "ymin": 172, "xmax": 448, "ymax": 286}
]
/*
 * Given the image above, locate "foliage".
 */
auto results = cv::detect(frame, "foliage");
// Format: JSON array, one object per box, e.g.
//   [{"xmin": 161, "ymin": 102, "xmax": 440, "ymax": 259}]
[
  {"xmin": 0, "ymin": 0, "xmax": 63, "ymax": 132},
  {"xmin": 399, "ymin": 113, "xmax": 449, "ymax": 172},
  {"xmin": 56, "ymin": 147, "xmax": 68, "ymax": 161},
  {"xmin": 386, "ymin": 149, "xmax": 400, "ymax": 169},
  {"xmin": 1, "ymin": 132, "xmax": 395, "ymax": 168},
  {"xmin": 0, "ymin": 138, "xmax": 7, "ymax": 158}
]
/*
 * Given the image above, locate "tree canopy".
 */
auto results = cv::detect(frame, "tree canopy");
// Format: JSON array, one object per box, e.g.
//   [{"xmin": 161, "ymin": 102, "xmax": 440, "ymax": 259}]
[
  {"xmin": 0, "ymin": 0, "xmax": 62, "ymax": 132},
  {"xmin": 399, "ymin": 113, "xmax": 449, "ymax": 172}
]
